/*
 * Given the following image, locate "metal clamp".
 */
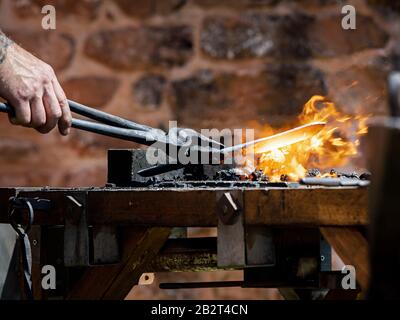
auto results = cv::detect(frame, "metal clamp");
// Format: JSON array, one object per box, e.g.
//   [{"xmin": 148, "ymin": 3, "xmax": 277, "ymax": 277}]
[
  {"xmin": 216, "ymin": 192, "xmax": 242, "ymax": 225},
  {"xmin": 64, "ymin": 193, "xmax": 89, "ymax": 267},
  {"xmin": 8, "ymin": 197, "xmax": 34, "ymax": 236},
  {"xmin": 7, "ymin": 197, "xmax": 50, "ymax": 300},
  {"xmin": 8, "ymin": 197, "xmax": 51, "ymax": 234}
]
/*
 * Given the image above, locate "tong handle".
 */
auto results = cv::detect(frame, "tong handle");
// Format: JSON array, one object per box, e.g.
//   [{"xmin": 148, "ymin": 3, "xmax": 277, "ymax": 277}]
[
  {"xmin": 0, "ymin": 100, "xmax": 156, "ymax": 132},
  {"xmin": 0, "ymin": 102, "xmax": 12, "ymax": 114},
  {"xmin": 0, "ymin": 101, "xmax": 163, "ymax": 145},
  {"xmin": 68, "ymin": 100, "xmax": 154, "ymax": 131}
]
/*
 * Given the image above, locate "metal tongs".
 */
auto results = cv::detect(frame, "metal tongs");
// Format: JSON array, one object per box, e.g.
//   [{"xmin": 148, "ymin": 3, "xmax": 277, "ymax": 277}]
[
  {"xmin": 138, "ymin": 121, "xmax": 326, "ymax": 176},
  {"xmin": 0, "ymin": 100, "xmax": 326, "ymax": 177},
  {"xmin": 0, "ymin": 99, "xmax": 223, "ymax": 159}
]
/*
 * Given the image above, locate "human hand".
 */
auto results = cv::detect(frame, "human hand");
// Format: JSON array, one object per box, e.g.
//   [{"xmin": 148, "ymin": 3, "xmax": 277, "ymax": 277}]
[{"xmin": 0, "ymin": 32, "xmax": 71, "ymax": 135}]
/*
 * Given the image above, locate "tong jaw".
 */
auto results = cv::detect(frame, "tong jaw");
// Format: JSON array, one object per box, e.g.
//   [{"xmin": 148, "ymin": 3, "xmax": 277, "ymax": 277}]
[
  {"xmin": 168, "ymin": 127, "xmax": 224, "ymax": 148},
  {"xmin": 137, "ymin": 128, "xmax": 226, "ymax": 177}
]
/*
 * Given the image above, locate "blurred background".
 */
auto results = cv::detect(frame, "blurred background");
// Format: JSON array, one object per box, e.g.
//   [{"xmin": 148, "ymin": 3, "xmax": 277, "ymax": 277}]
[{"xmin": 0, "ymin": 0, "xmax": 399, "ymax": 299}]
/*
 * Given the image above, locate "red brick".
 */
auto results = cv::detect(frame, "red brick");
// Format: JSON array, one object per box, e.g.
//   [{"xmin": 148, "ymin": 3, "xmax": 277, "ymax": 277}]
[
  {"xmin": 367, "ymin": 0, "xmax": 400, "ymax": 12},
  {"xmin": 193, "ymin": 0, "xmax": 278, "ymax": 8},
  {"xmin": 62, "ymin": 76, "xmax": 120, "ymax": 108},
  {"xmin": 61, "ymin": 160, "xmax": 107, "ymax": 187},
  {"xmin": 292, "ymin": 0, "xmax": 340, "ymax": 6},
  {"xmin": 84, "ymin": 26, "xmax": 193, "ymax": 70},
  {"xmin": 0, "ymin": 138, "xmax": 39, "ymax": 158},
  {"xmin": 169, "ymin": 65, "xmax": 326, "ymax": 129},
  {"xmin": 13, "ymin": 0, "xmax": 102, "ymax": 20},
  {"xmin": 133, "ymin": 74, "xmax": 167, "ymax": 109},
  {"xmin": 201, "ymin": 13, "xmax": 388, "ymax": 60},
  {"xmin": 201, "ymin": 13, "xmax": 312, "ymax": 60},
  {"xmin": 309, "ymin": 14, "xmax": 389, "ymax": 58},
  {"xmin": 113, "ymin": 0, "xmax": 186, "ymax": 18},
  {"xmin": 193, "ymin": 0, "xmax": 337, "ymax": 8},
  {"xmin": 7, "ymin": 30, "xmax": 75, "ymax": 72}
]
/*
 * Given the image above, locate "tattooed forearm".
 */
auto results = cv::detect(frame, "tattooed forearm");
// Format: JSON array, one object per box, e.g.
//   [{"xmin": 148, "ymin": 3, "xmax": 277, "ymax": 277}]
[{"xmin": 0, "ymin": 30, "xmax": 13, "ymax": 64}]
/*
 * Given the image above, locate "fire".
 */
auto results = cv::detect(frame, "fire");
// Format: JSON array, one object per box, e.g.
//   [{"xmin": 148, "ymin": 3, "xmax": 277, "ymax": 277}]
[{"xmin": 251, "ymin": 95, "xmax": 370, "ymax": 182}]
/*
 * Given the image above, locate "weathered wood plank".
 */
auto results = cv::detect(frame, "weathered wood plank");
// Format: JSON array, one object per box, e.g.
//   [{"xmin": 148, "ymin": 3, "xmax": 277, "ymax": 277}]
[
  {"xmin": 102, "ymin": 227, "xmax": 170, "ymax": 299},
  {"xmin": 245, "ymin": 188, "xmax": 368, "ymax": 226},
  {"xmin": 88, "ymin": 188, "xmax": 367, "ymax": 227},
  {"xmin": 320, "ymin": 227, "xmax": 369, "ymax": 291},
  {"xmin": 0, "ymin": 187, "xmax": 368, "ymax": 227},
  {"xmin": 87, "ymin": 189, "xmax": 218, "ymax": 226},
  {"xmin": 67, "ymin": 227, "xmax": 170, "ymax": 300}
]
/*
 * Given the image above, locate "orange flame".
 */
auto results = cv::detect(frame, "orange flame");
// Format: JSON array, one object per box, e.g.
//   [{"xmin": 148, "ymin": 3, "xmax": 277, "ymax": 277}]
[{"xmin": 252, "ymin": 95, "xmax": 370, "ymax": 182}]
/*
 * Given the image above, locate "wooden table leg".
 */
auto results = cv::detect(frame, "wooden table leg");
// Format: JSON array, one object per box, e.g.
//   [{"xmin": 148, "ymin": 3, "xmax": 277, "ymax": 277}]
[
  {"xmin": 320, "ymin": 227, "xmax": 369, "ymax": 292},
  {"xmin": 67, "ymin": 227, "xmax": 171, "ymax": 300}
]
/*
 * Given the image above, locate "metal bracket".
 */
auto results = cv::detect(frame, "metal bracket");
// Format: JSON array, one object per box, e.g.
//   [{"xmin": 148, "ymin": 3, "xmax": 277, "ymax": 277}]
[
  {"xmin": 9, "ymin": 197, "xmax": 52, "ymax": 212},
  {"xmin": 216, "ymin": 191, "xmax": 245, "ymax": 268},
  {"xmin": 91, "ymin": 225, "xmax": 120, "ymax": 265},
  {"xmin": 216, "ymin": 191, "xmax": 276, "ymax": 268},
  {"xmin": 217, "ymin": 192, "xmax": 242, "ymax": 225},
  {"xmin": 64, "ymin": 193, "xmax": 89, "ymax": 267},
  {"xmin": 245, "ymin": 226, "xmax": 275, "ymax": 267}
]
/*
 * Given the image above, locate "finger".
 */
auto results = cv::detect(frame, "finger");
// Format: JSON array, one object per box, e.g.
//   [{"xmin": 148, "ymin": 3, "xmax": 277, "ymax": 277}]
[
  {"xmin": 29, "ymin": 97, "xmax": 46, "ymax": 129},
  {"xmin": 52, "ymin": 79, "xmax": 71, "ymax": 136},
  {"xmin": 37, "ymin": 85, "xmax": 61, "ymax": 134},
  {"xmin": 9, "ymin": 99, "xmax": 31, "ymax": 126}
]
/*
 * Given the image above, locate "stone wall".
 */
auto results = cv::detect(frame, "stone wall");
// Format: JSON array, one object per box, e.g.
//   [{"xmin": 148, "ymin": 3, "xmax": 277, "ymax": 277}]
[
  {"xmin": 0, "ymin": 0, "xmax": 399, "ymax": 299},
  {"xmin": 0, "ymin": 0, "xmax": 398, "ymax": 186}
]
